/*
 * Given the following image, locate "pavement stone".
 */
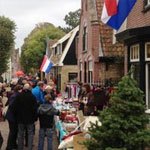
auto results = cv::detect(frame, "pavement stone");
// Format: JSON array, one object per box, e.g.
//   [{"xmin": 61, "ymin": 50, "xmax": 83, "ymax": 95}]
[{"xmin": 0, "ymin": 120, "xmax": 59, "ymax": 150}]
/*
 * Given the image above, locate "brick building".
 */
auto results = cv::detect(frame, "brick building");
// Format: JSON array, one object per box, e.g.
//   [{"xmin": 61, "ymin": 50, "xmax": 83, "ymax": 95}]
[
  {"xmin": 77, "ymin": 0, "xmax": 124, "ymax": 86},
  {"xmin": 116, "ymin": 0, "xmax": 150, "ymax": 109}
]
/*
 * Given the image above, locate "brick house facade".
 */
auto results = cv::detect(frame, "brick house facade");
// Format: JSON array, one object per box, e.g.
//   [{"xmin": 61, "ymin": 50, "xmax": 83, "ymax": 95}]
[
  {"xmin": 77, "ymin": 0, "xmax": 124, "ymax": 86},
  {"xmin": 116, "ymin": 0, "xmax": 150, "ymax": 109}
]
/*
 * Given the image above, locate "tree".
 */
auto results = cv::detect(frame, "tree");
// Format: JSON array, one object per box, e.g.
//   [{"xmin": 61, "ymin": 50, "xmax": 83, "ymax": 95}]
[
  {"xmin": 20, "ymin": 22, "xmax": 65, "ymax": 73},
  {"xmin": 0, "ymin": 16, "xmax": 16, "ymax": 74},
  {"xmin": 85, "ymin": 72, "xmax": 150, "ymax": 150},
  {"xmin": 60, "ymin": 9, "xmax": 80, "ymax": 33}
]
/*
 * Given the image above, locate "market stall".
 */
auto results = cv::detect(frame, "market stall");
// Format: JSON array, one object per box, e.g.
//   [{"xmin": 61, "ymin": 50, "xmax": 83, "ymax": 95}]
[{"xmin": 53, "ymin": 96, "xmax": 101, "ymax": 150}]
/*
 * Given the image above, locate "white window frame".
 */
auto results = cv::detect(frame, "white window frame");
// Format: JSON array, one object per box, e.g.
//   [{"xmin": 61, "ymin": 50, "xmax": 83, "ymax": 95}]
[
  {"xmin": 145, "ymin": 42, "xmax": 150, "ymax": 61},
  {"xmin": 145, "ymin": 63, "xmax": 150, "ymax": 109},
  {"xmin": 130, "ymin": 44, "xmax": 140, "ymax": 62}
]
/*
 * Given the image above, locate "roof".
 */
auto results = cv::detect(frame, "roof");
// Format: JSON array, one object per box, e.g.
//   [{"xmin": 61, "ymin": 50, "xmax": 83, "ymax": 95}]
[{"xmin": 51, "ymin": 26, "xmax": 79, "ymax": 66}]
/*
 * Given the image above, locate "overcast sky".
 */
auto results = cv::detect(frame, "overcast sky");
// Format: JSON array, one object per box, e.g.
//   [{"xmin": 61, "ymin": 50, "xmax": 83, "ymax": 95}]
[{"xmin": 0, "ymin": 0, "xmax": 81, "ymax": 48}]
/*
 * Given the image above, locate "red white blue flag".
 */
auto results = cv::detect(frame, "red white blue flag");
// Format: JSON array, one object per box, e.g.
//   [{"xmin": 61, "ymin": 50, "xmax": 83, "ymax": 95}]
[
  {"xmin": 101, "ymin": 0, "xmax": 137, "ymax": 30},
  {"xmin": 40, "ymin": 55, "xmax": 53, "ymax": 73}
]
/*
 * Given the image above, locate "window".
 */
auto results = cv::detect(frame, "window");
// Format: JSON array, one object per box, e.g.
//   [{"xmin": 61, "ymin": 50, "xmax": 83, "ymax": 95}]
[
  {"xmin": 68, "ymin": 73, "xmax": 78, "ymax": 82},
  {"xmin": 146, "ymin": 64, "xmax": 150, "ymax": 108},
  {"xmin": 82, "ymin": 26, "xmax": 87, "ymax": 51},
  {"xmin": 99, "ymin": 35, "xmax": 104, "ymax": 57},
  {"xmin": 131, "ymin": 64, "xmax": 140, "ymax": 86},
  {"xmin": 130, "ymin": 44, "xmax": 139, "ymax": 62},
  {"xmin": 84, "ymin": 62, "xmax": 87, "ymax": 83},
  {"xmin": 79, "ymin": 62, "xmax": 82, "ymax": 82},
  {"xmin": 55, "ymin": 47, "xmax": 57, "ymax": 55},
  {"xmin": 88, "ymin": 61, "xmax": 93, "ymax": 84},
  {"xmin": 145, "ymin": 42, "xmax": 150, "ymax": 61}
]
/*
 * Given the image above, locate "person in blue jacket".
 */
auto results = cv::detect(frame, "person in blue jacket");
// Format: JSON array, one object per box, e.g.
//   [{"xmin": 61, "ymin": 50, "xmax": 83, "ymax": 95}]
[{"xmin": 32, "ymin": 81, "xmax": 45, "ymax": 105}]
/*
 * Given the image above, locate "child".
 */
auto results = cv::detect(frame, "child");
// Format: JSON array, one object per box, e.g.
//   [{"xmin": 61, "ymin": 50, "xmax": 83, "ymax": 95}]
[{"xmin": 38, "ymin": 94, "xmax": 60, "ymax": 150}]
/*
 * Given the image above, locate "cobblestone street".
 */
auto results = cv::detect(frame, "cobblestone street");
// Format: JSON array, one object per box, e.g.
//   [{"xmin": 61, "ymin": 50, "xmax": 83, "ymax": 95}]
[{"xmin": 0, "ymin": 120, "xmax": 59, "ymax": 150}]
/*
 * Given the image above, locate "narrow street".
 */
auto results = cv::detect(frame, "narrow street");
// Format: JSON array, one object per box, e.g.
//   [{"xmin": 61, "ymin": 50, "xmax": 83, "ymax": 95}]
[{"xmin": 0, "ymin": 120, "xmax": 59, "ymax": 150}]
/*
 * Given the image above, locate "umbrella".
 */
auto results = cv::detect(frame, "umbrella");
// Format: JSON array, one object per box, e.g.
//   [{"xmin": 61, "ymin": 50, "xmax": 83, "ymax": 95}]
[{"xmin": 15, "ymin": 71, "xmax": 24, "ymax": 76}]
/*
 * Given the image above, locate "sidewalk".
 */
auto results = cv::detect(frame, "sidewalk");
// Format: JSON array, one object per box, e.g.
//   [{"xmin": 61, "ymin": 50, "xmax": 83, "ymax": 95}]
[{"xmin": 0, "ymin": 120, "xmax": 59, "ymax": 150}]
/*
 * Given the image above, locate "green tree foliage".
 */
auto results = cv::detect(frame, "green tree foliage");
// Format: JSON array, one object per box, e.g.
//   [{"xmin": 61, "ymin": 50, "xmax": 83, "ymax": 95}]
[
  {"xmin": 20, "ymin": 22, "xmax": 65, "ymax": 73},
  {"xmin": 0, "ymin": 16, "xmax": 16, "ymax": 74},
  {"xmin": 59, "ymin": 9, "xmax": 80, "ymax": 33},
  {"xmin": 85, "ymin": 74, "xmax": 150, "ymax": 150}
]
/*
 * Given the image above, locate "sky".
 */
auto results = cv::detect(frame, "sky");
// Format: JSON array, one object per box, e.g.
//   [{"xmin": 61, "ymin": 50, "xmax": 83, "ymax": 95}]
[{"xmin": 0, "ymin": 0, "xmax": 81, "ymax": 49}]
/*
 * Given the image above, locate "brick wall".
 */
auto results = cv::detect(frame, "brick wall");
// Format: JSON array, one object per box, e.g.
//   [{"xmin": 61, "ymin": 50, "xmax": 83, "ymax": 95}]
[
  {"xmin": 92, "ymin": 23, "xmax": 100, "ymax": 62},
  {"xmin": 127, "ymin": 0, "xmax": 150, "ymax": 28},
  {"xmin": 78, "ymin": 0, "xmax": 124, "ymax": 84}
]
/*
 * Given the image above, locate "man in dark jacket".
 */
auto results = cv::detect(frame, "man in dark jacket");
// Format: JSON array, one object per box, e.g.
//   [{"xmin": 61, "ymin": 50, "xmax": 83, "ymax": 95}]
[
  {"xmin": 12, "ymin": 83, "xmax": 38, "ymax": 150},
  {"xmin": 5, "ymin": 85, "xmax": 22, "ymax": 150},
  {"xmin": 38, "ymin": 94, "xmax": 59, "ymax": 150}
]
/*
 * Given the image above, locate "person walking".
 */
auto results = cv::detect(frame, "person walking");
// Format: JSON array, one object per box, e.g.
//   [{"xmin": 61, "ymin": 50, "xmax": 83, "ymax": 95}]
[
  {"xmin": 12, "ymin": 83, "xmax": 38, "ymax": 150},
  {"xmin": 38, "ymin": 94, "xmax": 60, "ymax": 150},
  {"xmin": 5, "ymin": 85, "xmax": 22, "ymax": 150}
]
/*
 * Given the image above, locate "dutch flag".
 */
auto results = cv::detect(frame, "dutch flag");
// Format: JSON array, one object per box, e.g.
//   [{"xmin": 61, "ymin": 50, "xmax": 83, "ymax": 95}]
[
  {"xmin": 40, "ymin": 55, "xmax": 53, "ymax": 73},
  {"xmin": 101, "ymin": 0, "xmax": 137, "ymax": 30}
]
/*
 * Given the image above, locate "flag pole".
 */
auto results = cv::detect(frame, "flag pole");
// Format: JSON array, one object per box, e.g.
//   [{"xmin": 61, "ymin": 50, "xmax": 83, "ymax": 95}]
[{"xmin": 41, "ymin": 71, "xmax": 43, "ymax": 81}]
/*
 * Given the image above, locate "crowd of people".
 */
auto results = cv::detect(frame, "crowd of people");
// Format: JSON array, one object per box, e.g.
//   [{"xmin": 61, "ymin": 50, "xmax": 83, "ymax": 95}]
[
  {"xmin": 0, "ymin": 75, "xmax": 114, "ymax": 150},
  {"xmin": 76, "ymin": 82, "xmax": 114, "ymax": 116},
  {"xmin": 0, "ymin": 76, "xmax": 59, "ymax": 150}
]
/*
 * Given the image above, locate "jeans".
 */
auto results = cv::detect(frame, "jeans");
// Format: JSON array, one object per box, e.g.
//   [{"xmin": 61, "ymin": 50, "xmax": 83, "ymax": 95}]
[
  {"xmin": 38, "ymin": 128, "xmax": 53, "ymax": 150},
  {"xmin": 6, "ymin": 121, "xmax": 18, "ymax": 150},
  {"xmin": 18, "ymin": 124, "xmax": 34, "ymax": 150}
]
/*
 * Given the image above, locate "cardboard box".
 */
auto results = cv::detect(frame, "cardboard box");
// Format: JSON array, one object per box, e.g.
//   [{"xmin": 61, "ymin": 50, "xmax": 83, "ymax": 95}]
[{"xmin": 73, "ymin": 133, "xmax": 87, "ymax": 150}]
